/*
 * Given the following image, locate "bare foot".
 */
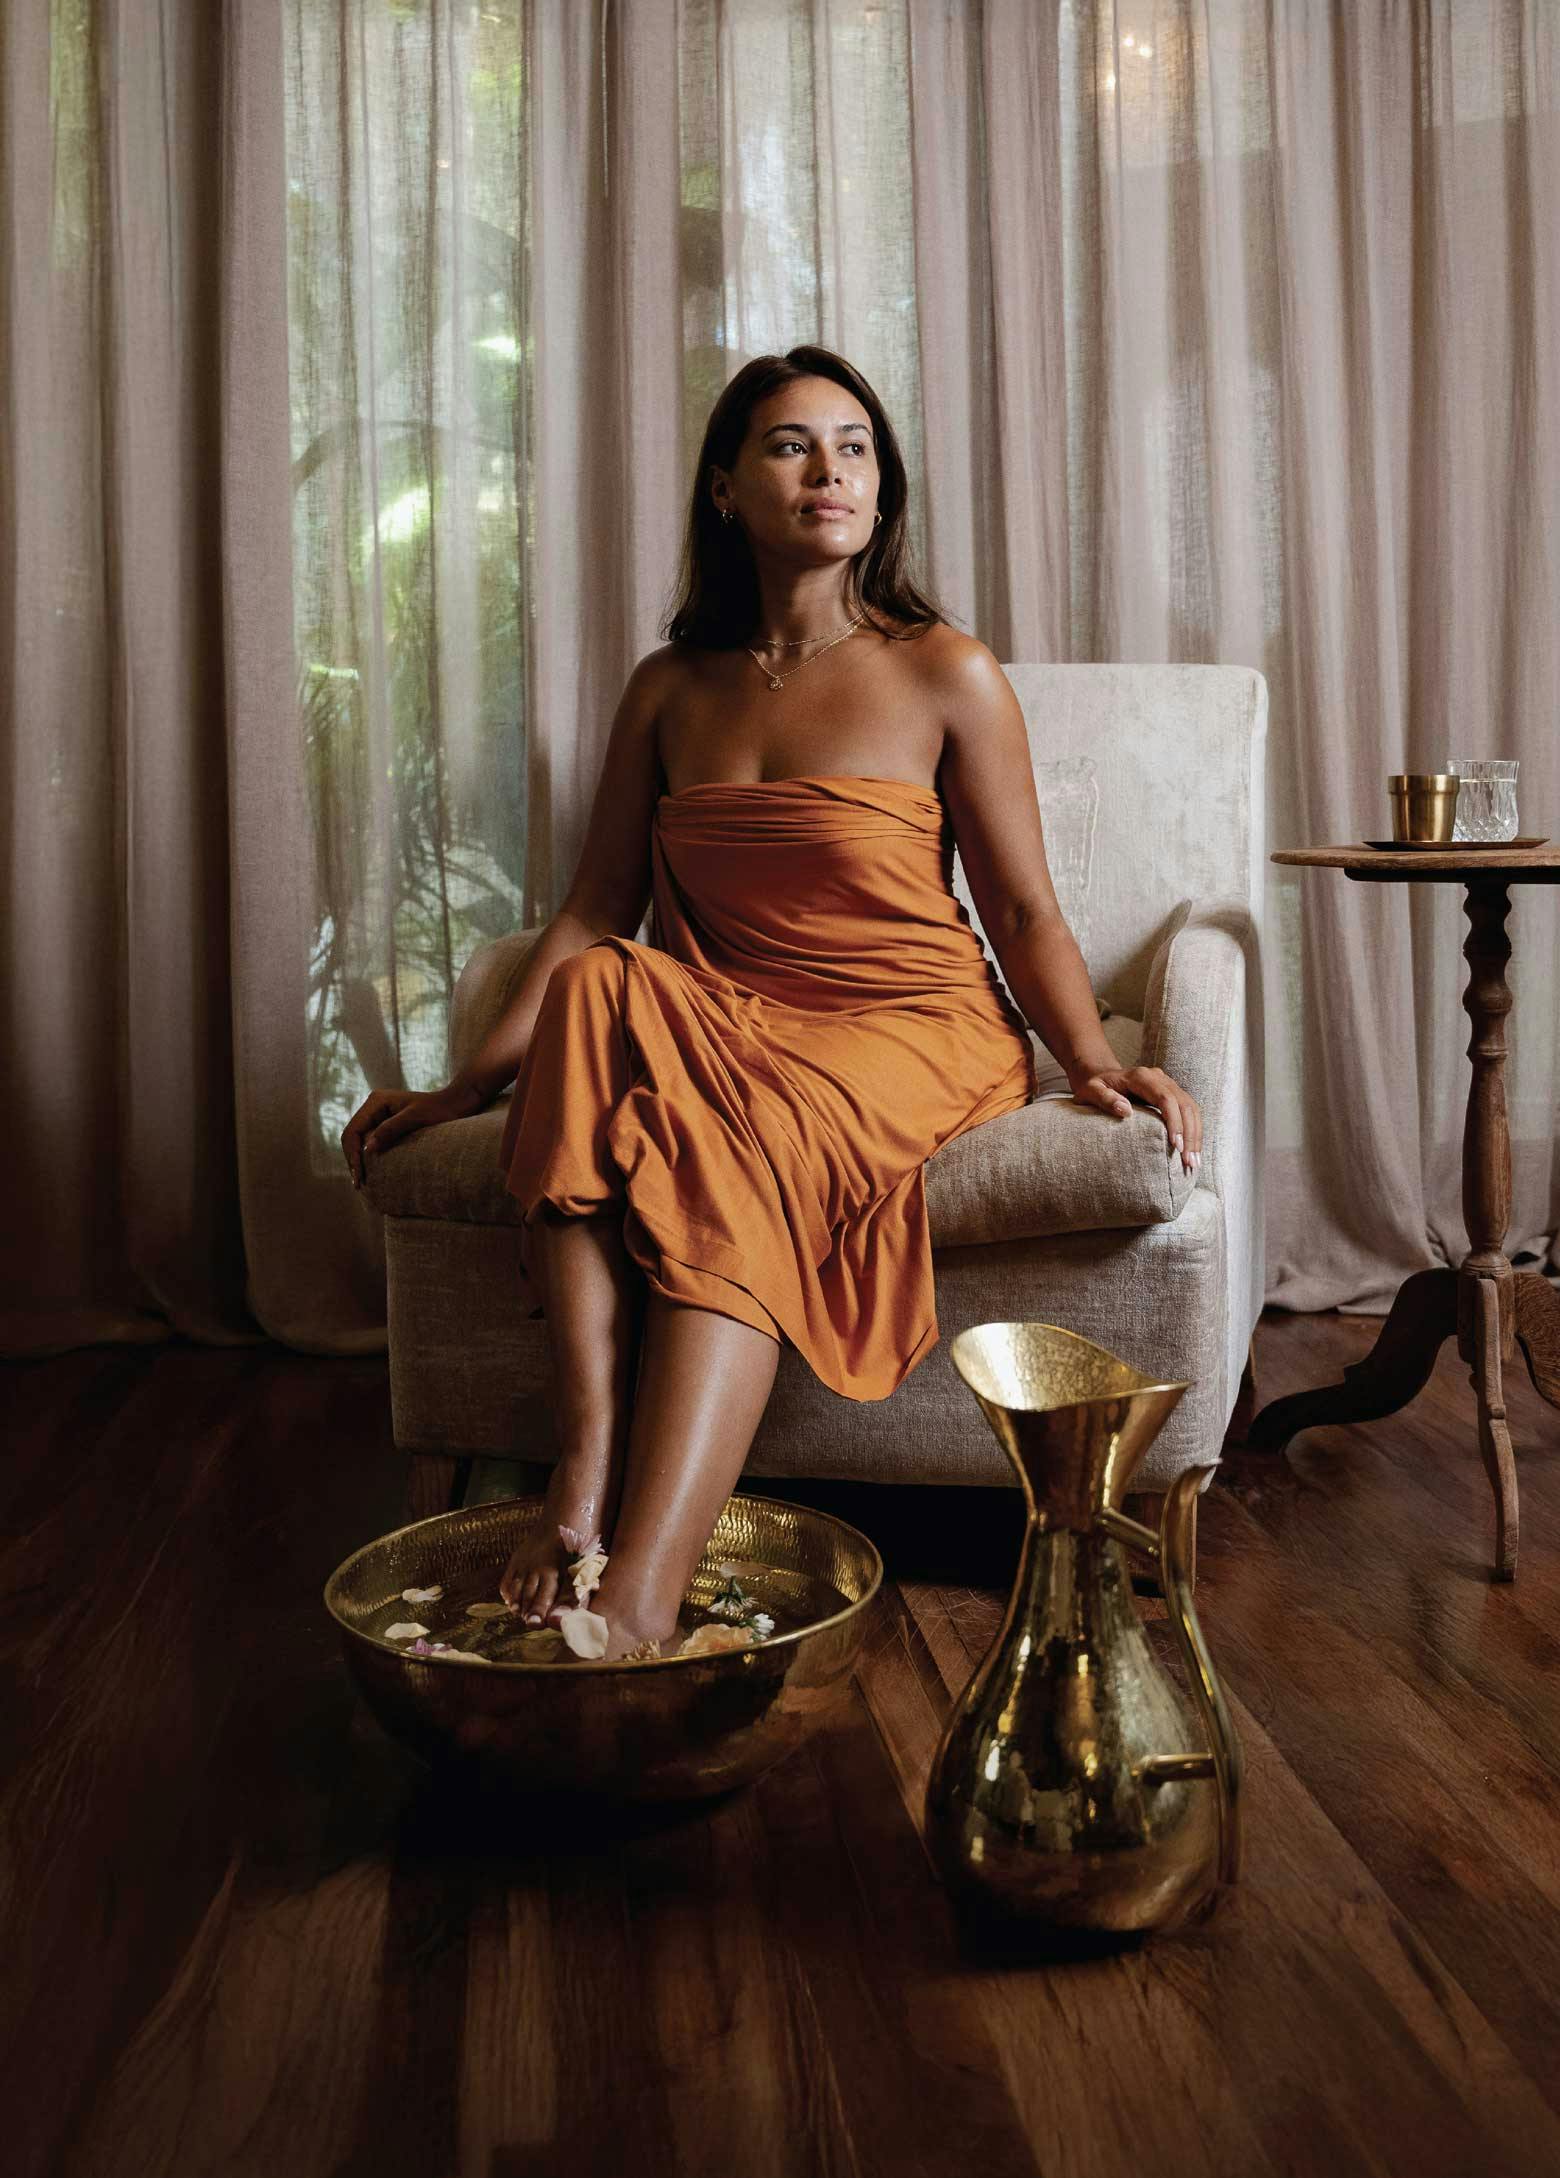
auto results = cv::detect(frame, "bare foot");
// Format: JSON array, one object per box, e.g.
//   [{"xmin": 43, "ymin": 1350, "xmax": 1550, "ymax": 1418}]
[
  {"xmin": 590, "ymin": 1568, "xmax": 681, "ymax": 1662},
  {"xmin": 600, "ymin": 1614, "xmax": 679, "ymax": 1662},
  {"xmin": 498, "ymin": 1457, "xmax": 613, "ymax": 1626}
]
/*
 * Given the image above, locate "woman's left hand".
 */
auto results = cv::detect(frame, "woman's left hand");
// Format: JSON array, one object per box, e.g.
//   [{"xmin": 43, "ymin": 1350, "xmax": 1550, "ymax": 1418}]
[{"xmin": 1066, "ymin": 1061, "xmax": 1202, "ymax": 1177}]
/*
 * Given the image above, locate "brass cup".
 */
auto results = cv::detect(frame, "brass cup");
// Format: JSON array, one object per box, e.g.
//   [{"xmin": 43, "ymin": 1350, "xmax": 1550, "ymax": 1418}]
[{"xmin": 1387, "ymin": 772, "xmax": 1459, "ymax": 843}]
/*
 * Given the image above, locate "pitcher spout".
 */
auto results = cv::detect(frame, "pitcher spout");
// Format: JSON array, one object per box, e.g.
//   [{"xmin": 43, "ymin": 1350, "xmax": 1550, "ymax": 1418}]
[{"xmin": 947, "ymin": 1321, "xmax": 1191, "ymax": 1523}]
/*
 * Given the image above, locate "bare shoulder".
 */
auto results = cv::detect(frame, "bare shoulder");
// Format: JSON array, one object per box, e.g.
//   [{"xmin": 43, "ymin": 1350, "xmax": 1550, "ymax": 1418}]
[
  {"xmin": 902, "ymin": 627, "xmax": 1024, "ymax": 755},
  {"xmin": 912, "ymin": 624, "xmax": 1009, "ymax": 695},
  {"xmin": 629, "ymin": 641, "xmax": 693, "ymax": 706}
]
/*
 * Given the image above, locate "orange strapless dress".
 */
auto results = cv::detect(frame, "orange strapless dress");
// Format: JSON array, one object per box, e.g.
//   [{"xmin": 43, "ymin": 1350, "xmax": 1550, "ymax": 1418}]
[{"xmin": 497, "ymin": 774, "xmax": 1037, "ymax": 1400}]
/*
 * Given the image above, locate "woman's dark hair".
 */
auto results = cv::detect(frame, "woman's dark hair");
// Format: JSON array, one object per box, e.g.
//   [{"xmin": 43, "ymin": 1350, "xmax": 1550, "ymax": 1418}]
[{"xmin": 661, "ymin": 345, "xmax": 952, "ymax": 649}]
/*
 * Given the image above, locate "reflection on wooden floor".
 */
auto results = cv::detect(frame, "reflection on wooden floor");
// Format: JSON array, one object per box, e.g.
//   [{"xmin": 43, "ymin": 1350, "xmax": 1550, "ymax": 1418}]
[{"xmin": 3, "ymin": 1305, "xmax": 1560, "ymax": 2178}]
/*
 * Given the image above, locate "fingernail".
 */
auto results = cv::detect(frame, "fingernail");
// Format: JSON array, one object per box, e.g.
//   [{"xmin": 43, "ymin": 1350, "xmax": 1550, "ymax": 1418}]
[{"xmin": 1173, "ymin": 1133, "xmax": 1183, "ymax": 1151}]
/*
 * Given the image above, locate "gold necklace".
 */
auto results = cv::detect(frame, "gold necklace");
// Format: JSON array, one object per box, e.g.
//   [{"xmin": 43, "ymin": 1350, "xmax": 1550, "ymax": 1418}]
[{"xmin": 746, "ymin": 611, "xmax": 867, "ymax": 691}]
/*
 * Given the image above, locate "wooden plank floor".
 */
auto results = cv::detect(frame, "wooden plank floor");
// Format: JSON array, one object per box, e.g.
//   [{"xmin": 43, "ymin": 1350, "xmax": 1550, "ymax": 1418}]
[{"xmin": 3, "ymin": 1306, "xmax": 1559, "ymax": 2178}]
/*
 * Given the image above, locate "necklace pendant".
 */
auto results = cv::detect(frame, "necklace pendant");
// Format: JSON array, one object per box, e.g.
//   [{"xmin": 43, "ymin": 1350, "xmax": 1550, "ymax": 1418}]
[{"xmin": 769, "ymin": 675, "xmax": 783, "ymax": 690}]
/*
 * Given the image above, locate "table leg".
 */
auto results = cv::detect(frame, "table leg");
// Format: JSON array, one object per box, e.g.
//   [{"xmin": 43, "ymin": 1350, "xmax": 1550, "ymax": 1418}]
[
  {"xmin": 1513, "ymin": 1271, "xmax": 1560, "ymax": 1408},
  {"xmin": 1456, "ymin": 879, "xmax": 1520, "ymax": 1577},
  {"xmin": 1246, "ymin": 1267, "xmax": 1459, "ymax": 1451},
  {"xmin": 1467, "ymin": 1275, "xmax": 1518, "ymax": 1579},
  {"xmin": 1249, "ymin": 877, "xmax": 1537, "ymax": 1580}
]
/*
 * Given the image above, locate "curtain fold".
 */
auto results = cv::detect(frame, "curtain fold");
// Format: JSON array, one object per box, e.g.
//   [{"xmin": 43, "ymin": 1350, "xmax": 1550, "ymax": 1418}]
[
  {"xmin": 229, "ymin": 0, "xmax": 390, "ymax": 1349},
  {"xmin": 3, "ymin": 0, "xmax": 254, "ymax": 1353},
  {"xmin": 3, "ymin": 0, "xmax": 1557, "ymax": 1358}
]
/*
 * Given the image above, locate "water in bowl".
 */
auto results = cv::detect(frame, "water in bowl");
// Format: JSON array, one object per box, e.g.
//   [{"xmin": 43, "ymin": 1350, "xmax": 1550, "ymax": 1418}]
[{"xmin": 370, "ymin": 1553, "xmax": 850, "ymax": 1665}]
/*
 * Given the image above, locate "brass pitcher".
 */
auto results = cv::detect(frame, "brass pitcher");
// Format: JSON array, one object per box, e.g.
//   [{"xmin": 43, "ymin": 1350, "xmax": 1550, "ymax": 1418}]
[{"xmin": 925, "ymin": 1323, "xmax": 1242, "ymax": 1940}]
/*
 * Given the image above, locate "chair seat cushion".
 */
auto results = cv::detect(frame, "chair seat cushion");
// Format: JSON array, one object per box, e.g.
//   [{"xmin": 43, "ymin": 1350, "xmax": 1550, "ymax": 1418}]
[{"xmin": 364, "ymin": 1014, "xmax": 1195, "ymax": 1244}]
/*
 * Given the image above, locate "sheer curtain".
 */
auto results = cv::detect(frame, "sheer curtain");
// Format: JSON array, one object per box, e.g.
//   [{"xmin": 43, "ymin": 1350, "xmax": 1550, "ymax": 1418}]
[
  {"xmin": 1043, "ymin": 0, "xmax": 1560, "ymax": 1310},
  {"xmin": 4, "ymin": 0, "xmax": 1556, "ymax": 1357}
]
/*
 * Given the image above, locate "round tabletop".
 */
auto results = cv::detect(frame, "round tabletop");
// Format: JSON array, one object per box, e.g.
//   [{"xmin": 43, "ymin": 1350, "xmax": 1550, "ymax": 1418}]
[{"xmin": 1273, "ymin": 844, "xmax": 1560, "ymax": 883}]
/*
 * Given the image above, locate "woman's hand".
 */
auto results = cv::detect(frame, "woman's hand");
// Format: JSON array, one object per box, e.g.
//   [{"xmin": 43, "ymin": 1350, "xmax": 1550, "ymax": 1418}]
[
  {"xmin": 1065, "ymin": 1061, "xmax": 1202, "ymax": 1178},
  {"xmin": 340, "ymin": 1080, "xmax": 485, "ymax": 1189}
]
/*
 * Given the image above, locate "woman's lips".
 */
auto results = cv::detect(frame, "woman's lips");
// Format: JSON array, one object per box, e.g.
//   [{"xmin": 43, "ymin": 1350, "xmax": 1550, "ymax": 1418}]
[{"xmin": 802, "ymin": 504, "xmax": 850, "ymax": 517}]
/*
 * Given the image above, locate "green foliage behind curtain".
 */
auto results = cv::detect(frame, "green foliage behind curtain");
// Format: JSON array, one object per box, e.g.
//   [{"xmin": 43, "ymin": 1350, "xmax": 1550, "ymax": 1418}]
[
  {"xmin": 281, "ymin": 0, "xmax": 923, "ymax": 1161},
  {"xmin": 284, "ymin": 0, "xmax": 530, "ymax": 1159}
]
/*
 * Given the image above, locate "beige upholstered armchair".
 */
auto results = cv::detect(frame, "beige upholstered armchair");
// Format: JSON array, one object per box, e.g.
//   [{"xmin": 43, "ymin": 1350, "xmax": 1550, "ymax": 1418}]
[{"xmin": 365, "ymin": 663, "xmax": 1267, "ymax": 1522}]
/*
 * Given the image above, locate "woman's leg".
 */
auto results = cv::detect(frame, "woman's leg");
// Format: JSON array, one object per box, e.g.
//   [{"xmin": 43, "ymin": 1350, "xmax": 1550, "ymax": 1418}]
[
  {"xmin": 499, "ymin": 1203, "xmax": 647, "ymax": 1623},
  {"xmin": 587, "ymin": 1291, "xmax": 781, "ymax": 1660}
]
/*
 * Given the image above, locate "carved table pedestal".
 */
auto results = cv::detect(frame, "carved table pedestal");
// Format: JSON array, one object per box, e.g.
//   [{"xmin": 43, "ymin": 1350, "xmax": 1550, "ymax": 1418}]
[{"xmin": 1250, "ymin": 844, "xmax": 1560, "ymax": 1579}]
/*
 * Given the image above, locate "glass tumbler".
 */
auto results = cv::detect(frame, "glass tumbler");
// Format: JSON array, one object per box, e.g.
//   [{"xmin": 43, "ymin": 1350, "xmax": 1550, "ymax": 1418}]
[{"xmin": 1446, "ymin": 758, "xmax": 1520, "ymax": 843}]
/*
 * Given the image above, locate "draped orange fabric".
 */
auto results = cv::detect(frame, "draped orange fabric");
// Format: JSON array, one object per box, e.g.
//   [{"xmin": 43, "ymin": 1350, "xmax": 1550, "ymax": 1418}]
[{"xmin": 497, "ymin": 774, "xmax": 1037, "ymax": 1399}]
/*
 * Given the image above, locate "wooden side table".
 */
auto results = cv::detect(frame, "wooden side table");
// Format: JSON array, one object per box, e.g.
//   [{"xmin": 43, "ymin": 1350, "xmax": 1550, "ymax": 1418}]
[{"xmin": 1249, "ymin": 843, "xmax": 1560, "ymax": 1579}]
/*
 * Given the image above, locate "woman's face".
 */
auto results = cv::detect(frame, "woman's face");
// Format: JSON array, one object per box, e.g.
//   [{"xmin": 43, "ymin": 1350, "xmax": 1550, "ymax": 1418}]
[{"xmin": 713, "ymin": 376, "xmax": 882, "ymax": 563}]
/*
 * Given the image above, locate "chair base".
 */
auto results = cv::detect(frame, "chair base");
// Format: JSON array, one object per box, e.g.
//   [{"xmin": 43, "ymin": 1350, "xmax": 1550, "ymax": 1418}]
[{"xmin": 384, "ymin": 1191, "xmax": 1240, "ymax": 1497}]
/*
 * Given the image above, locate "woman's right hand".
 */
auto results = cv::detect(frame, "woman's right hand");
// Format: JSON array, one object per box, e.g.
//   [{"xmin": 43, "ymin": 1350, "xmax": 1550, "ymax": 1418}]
[{"xmin": 340, "ymin": 1079, "xmax": 485, "ymax": 1189}]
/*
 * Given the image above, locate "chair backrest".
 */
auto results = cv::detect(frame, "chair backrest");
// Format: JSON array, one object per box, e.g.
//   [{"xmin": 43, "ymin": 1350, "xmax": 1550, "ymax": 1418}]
[{"xmin": 950, "ymin": 663, "xmax": 1268, "ymax": 1018}]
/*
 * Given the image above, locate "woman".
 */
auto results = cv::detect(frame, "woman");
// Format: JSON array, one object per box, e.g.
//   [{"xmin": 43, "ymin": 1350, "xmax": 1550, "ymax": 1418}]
[{"xmin": 341, "ymin": 345, "xmax": 1203, "ymax": 1662}]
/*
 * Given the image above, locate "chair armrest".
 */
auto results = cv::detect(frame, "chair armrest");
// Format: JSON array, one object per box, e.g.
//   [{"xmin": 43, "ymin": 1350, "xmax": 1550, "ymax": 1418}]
[
  {"xmin": 446, "ymin": 927, "xmax": 550, "ymax": 1078},
  {"xmin": 1138, "ymin": 896, "xmax": 1262, "ymax": 1199}
]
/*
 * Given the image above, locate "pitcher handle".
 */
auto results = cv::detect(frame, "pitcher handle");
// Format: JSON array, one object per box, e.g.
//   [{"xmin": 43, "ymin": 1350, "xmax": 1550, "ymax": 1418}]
[
  {"xmin": 1102, "ymin": 1467, "xmax": 1243, "ymax": 1889},
  {"xmin": 1158, "ymin": 1464, "xmax": 1243, "ymax": 1887}
]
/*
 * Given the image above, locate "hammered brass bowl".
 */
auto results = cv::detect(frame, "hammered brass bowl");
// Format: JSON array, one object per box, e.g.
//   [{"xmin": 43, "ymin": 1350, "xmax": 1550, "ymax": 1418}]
[{"xmin": 324, "ymin": 1491, "xmax": 883, "ymax": 1803}]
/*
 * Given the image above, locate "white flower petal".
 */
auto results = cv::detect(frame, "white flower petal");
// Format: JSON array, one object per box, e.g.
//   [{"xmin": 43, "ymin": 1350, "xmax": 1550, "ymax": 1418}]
[
  {"xmin": 385, "ymin": 1621, "xmax": 431, "ymax": 1641},
  {"xmin": 556, "ymin": 1605, "xmax": 611, "ymax": 1660},
  {"xmin": 401, "ymin": 1586, "xmax": 444, "ymax": 1604},
  {"xmin": 568, "ymin": 1547, "xmax": 610, "ymax": 1606}
]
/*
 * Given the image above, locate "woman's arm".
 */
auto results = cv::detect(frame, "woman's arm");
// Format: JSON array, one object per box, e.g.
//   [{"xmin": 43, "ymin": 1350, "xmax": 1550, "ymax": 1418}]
[
  {"xmin": 933, "ymin": 638, "xmax": 1202, "ymax": 1175},
  {"xmin": 341, "ymin": 651, "xmax": 669, "ymax": 1184},
  {"xmin": 454, "ymin": 648, "xmax": 668, "ymax": 1093},
  {"xmin": 449, "ymin": 908, "xmax": 613, "ymax": 1109}
]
